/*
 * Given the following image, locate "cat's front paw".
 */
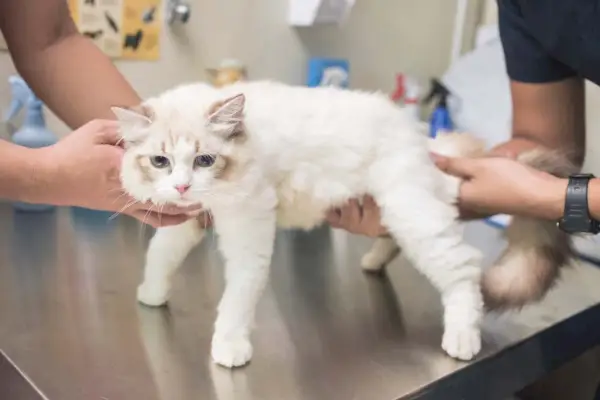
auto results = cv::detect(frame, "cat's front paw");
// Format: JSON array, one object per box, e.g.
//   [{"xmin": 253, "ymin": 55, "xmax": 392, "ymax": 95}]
[
  {"xmin": 441, "ymin": 325, "xmax": 481, "ymax": 361},
  {"xmin": 211, "ymin": 334, "xmax": 253, "ymax": 368},
  {"xmin": 137, "ymin": 282, "xmax": 170, "ymax": 307}
]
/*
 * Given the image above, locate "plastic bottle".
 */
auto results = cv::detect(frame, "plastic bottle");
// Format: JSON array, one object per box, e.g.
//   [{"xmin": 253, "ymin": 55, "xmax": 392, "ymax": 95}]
[
  {"xmin": 390, "ymin": 73, "xmax": 422, "ymax": 122},
  {"xmin": 423, "ymin": 78, "xmax": 453, "ymax": 138},
  {"xmin": 390, "ymin": 73, "xmax": 406, "ymax": 104},
  {"xmin": 4, "ymin": 75, "xmax": 58, "ymax": 212},
  {"xmin": 403, "ymin": 76, "xmax": 422, "ymax": 122}
]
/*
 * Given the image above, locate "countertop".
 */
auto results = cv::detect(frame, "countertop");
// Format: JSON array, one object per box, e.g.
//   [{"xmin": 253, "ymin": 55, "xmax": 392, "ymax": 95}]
[{"xmin": 1, "ymin": 204, "xmax": 600, "ymax": 400}]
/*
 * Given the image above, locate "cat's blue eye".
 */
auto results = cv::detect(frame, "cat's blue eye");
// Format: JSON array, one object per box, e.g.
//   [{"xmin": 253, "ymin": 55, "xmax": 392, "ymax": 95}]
[
  {"xmin": 195, "ymin": 154, "xmax": 215, "ymax": 168},
  {"xmin": 150, "ymin": 155, "xmax": 170, "ymax": 168}
]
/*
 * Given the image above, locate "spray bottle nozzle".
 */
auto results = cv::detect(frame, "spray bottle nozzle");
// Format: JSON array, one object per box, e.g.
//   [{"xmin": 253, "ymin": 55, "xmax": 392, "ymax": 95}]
[{"xmin": 422, "ymin": 78, "xmax": 451, "ymax": 107}]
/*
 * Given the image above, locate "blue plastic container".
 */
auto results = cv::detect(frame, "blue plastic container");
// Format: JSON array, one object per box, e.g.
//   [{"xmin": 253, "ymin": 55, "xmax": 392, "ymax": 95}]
[
  {"xmin": 306, "ymin": 58, "xmax": 350, "ymax": 88},
  {"xmin": 4, "ymin": 76, "xmax": 58, "ymax": 212}
]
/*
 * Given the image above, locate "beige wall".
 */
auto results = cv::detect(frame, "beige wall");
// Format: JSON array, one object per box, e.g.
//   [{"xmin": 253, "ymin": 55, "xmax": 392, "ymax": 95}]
[
  {"xmin": 480, "ymin": 0, "xmax": 498, "ymax": 26},
  {"xmin": 0, "ymin": 0, "xmax": 474, "ymax": 138},
  {"xmin": 584, "ymin": 83, "xmax": 600, "ymax": 174}
]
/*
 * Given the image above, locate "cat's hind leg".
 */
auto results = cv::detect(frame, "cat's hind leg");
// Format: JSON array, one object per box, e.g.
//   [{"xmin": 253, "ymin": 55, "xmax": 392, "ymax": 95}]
[
  {"xmin": 375, "ymin": 183, "xmax": 484, "ymax": 361},
  {"xmin": 210, "ymin": 204, "xmax": 277, "ymax": 368},
  {"xmin": 137, "ymin": 219, "xmax": 205, "ymax": 307},
  {"xmin": 361, "ymin": 236, "xmax": 401, "ymax": 272}
]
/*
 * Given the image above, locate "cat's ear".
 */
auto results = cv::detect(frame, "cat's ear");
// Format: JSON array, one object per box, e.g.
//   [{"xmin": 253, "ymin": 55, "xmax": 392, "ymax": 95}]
[
  {"xmin": 111, "ymin": 105, "xmax": 153, "ymax": 144},
  {"xmin": 206, "ymin": 93, "xmax": 245, "ymax": 139},
  {"xmin": 111, "ymin": 105, "xmax": 153, "ymax": 128}
]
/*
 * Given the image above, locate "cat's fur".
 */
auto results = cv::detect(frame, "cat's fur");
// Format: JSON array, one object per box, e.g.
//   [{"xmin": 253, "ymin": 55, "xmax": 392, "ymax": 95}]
[{"xmin": 112, "ymin": 80, "xmax": 576, "ymax": 368}]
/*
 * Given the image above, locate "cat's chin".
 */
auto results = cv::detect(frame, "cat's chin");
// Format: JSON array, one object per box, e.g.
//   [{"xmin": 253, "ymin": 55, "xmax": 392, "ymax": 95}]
[
  {"xmin": 148, "ymin": 195, "xmax": 203, "ymax": 208},
  {"xmin": 172, "ymin": 199, "xmax": 203, "ymax": 208}
]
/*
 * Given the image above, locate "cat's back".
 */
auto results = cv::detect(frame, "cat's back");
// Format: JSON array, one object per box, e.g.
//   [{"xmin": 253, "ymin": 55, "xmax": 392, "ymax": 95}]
[
  {"xmin": 220, "ymin": 80, "xmax": 414, "ymax": 149},
  {"xmin": 225, "ymin": 80, "xmax": 395, "ymax": 119}
]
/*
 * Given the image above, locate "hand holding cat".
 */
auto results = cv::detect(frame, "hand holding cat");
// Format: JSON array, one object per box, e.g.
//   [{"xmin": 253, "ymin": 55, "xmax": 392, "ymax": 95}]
[
  {"xmin": 38, "ymin": 119, "xmax": 205, "ymax": 227},
  {"xmin": 326, "ymin": 196, "xmax": 388, "ymax": 237},
  {"xmin": 326, "ymin": 151, "xmax": 567, "ymax": 234},
  {"xmin": 433, "ymin": 154, "xmax": 566, "ymax": 220}
]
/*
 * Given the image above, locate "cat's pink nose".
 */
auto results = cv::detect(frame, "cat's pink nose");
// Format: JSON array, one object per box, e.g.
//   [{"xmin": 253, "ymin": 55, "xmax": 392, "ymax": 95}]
[{"xmin": 175, "ymin": 184, "xmax": 191, "ymax": 194}]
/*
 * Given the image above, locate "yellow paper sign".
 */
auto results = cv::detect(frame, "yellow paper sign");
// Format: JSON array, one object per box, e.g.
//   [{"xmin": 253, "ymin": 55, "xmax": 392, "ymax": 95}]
[{"xmin": 69, "ymin": 0, "xmax": 161, "ymax": 60}]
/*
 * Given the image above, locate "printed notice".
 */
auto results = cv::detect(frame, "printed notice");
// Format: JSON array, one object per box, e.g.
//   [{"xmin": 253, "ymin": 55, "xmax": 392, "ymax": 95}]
[{"xmin": 69, "ymin": 0, "xmax": 161, "ymax": 60}]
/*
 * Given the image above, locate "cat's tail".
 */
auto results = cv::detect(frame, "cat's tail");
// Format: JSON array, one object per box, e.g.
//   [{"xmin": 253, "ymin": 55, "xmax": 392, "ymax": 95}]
[
  {"xmin": 481, "ymin": 149, "xmax": 577, "ymax": 310},
  {"xmin": 430, "ymin": 132, "xmax": 578, "ymax": 311}
]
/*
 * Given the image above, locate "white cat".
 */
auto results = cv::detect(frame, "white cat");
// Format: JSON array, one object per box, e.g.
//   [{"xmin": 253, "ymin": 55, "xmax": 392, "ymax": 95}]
[{"xmin": 113, "ymin": 80, "xmax": 576, "ymax": 368}]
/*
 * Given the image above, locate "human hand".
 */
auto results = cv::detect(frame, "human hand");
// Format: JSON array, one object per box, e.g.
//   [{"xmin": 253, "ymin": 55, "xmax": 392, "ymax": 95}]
[
  {"xmin": 39, "ymin": 119, "xmax": 207, "ymax": 228},
  {"xmin": 325, "ymin": 196, "xmax": 388, "ymax": 237},
  {"xmin": 433, "ymin": 154, "xmax": 567, "ymax": 220}
]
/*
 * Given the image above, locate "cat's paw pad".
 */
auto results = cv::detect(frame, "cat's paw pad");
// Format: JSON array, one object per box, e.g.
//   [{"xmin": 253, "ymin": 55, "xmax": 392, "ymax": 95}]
[
  {"xmin": 360, "ymin": 253, "xmax": 386, "ymax": 272},
  {"xmin": 211, "ymin": 335, "xmax": 253, "ymax": 368},
  {"xmin": 137, "ymin": 283, "xmax": 169, "ymax": 307},
  {"xmin": 441, "ymin": 325, "xmax": 481, "ymax": 361}
]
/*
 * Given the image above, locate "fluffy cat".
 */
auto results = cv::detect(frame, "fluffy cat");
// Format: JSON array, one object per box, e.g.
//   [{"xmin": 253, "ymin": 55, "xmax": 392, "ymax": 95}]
[{"xmin": 112, "ymin": 80, "xmax": 576, "ymax": 369}]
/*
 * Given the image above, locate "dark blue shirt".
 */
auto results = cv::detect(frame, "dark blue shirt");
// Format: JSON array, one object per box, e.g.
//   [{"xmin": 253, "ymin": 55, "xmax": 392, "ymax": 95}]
[{"xmin": 498, "ymin": 0, "xmax": 600, "ymax": 85}]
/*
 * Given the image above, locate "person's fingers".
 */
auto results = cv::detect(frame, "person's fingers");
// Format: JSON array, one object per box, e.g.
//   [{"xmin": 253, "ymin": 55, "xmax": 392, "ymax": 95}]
[
  {"xmin": 196, "ymin": 212, "xmax": 213, "ymax": 229},
  {"xmin": 91, "ymin": 120, "xmax": 122, "ymax": 145},
  {"xmin": 433, "ymin": 154, "xmax": 476, "ymax": 179},
  {"xmin": 361, "ymin": 195, "xmax": 387, "ymax": 237},
  {"xmin": 131, "ymin": 209, "xmax": 190, "ymax": 228},
  {"xmin": 160, "ymin": 203, "xmax": 204, "ymax": 215},
  {"xmin": 131, "ymin": 200, "xmax": 203, "ymax": 216},
  {"xmin": 361, "ymin": 195, "xmax": 379, "ymax": 219},
  {"xmin": 339, "ymin": 199, "xmax": 361, "ymax": 227},
  {"xmin": 488, "ymin": 148, "xmax": 519, "ymax": 159},
  {"xmin": 457, "ymin": 208, "xmax": 488, "ymax": 221},
  {"xmin": 429, "ymin": 152, "xmax": 445, "ymax": 164},
  {"xmin": 325, "ymin": 208, "xmax": 343, "ymax": 227}
]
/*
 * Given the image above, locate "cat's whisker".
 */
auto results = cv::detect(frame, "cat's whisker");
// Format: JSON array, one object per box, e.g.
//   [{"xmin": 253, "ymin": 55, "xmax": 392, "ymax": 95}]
[
  {"xmin": 111, "ymin": 191, "xmax": 131, "ymax": 204},
  {"xmin": 143, "ymin": 205, "xmax": 155, "ymax": 226},
  {"xmin": 109, "ymin": 199, "xmax": 139, "ymax": 221},
  {"xmin": 138, "ymin": 204, "xmax": 157, "ymax": 241},
  {"xmin": 158, "ymin": 204, "xmax": 165, "ymax": 227},
  {"xmin": 205, "ymin": 210, "xmax": 219, "ymax": 255}
]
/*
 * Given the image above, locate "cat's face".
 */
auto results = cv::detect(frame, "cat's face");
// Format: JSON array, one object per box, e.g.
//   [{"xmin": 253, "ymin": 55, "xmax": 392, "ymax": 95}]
[{"xmin": 113, "ymin": 93, "xmax": 247, "ymax": 207}]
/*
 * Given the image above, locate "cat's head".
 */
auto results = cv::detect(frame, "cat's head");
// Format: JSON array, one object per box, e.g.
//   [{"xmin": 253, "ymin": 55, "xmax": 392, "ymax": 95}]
[{"xmin": 113, "ymin": 89, "xmax": 248, "ymax": 207}]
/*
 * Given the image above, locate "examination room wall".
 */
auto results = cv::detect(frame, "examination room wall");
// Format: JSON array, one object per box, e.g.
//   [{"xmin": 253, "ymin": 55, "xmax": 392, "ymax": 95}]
[{"xmin": 0, "ymin": 0, "xmax": 478, "ymax": 138}]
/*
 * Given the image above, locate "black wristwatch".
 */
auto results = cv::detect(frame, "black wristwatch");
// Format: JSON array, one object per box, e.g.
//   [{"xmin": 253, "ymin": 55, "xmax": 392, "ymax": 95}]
[{"xmin": 557, "ymin": 173, "xmax": 600, "ymax": 234}]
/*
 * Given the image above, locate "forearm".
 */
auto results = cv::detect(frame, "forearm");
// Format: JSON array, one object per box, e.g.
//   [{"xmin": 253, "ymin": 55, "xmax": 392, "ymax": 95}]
[
  {"xmin": 14, "ymin": 34, "xmax": 140, "ymax": 129},
  {"xmin": 0, "ymin": 0, "xmax": 141, "ymax": 129},
  {"xmin": 492, "ymin": 79, "xmax": 586, "ymax": 166},
  {"xmin": 0, "ymin": 140, "xmax": 52, "ymax": 204}
]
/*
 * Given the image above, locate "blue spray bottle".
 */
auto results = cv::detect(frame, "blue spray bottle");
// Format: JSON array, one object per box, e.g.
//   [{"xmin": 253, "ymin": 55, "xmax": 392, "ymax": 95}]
[
  {"xmin": 4, "ymin": 75, "xmax": 58, "ymax": 212},
  {"xmin": 423, "ymin": 78, "xmax": 453, "ymax": 138}
]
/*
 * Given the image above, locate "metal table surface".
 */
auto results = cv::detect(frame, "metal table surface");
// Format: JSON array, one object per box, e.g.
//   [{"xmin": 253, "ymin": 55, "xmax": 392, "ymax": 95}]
[{"xmin": 1, "ymin": 204, "xmax": 600, "ymax": 400}]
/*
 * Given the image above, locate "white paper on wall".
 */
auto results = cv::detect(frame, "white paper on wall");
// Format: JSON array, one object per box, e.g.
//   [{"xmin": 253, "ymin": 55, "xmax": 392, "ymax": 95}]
[{"xmin": 288, "ymin": 0, "xmax": 355, "ymax": 27}]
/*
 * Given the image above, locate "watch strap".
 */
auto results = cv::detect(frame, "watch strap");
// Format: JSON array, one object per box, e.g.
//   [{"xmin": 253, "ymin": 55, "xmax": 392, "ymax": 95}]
[{"xmin": 559, "ymin": 174, "xmax": 600, "ymax": 234}]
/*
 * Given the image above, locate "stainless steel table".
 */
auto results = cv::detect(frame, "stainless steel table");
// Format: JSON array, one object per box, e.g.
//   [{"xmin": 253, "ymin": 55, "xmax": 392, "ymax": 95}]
[{"xmin": 1, "ymin": 204, "xmax": 600, "ymax": 400}]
